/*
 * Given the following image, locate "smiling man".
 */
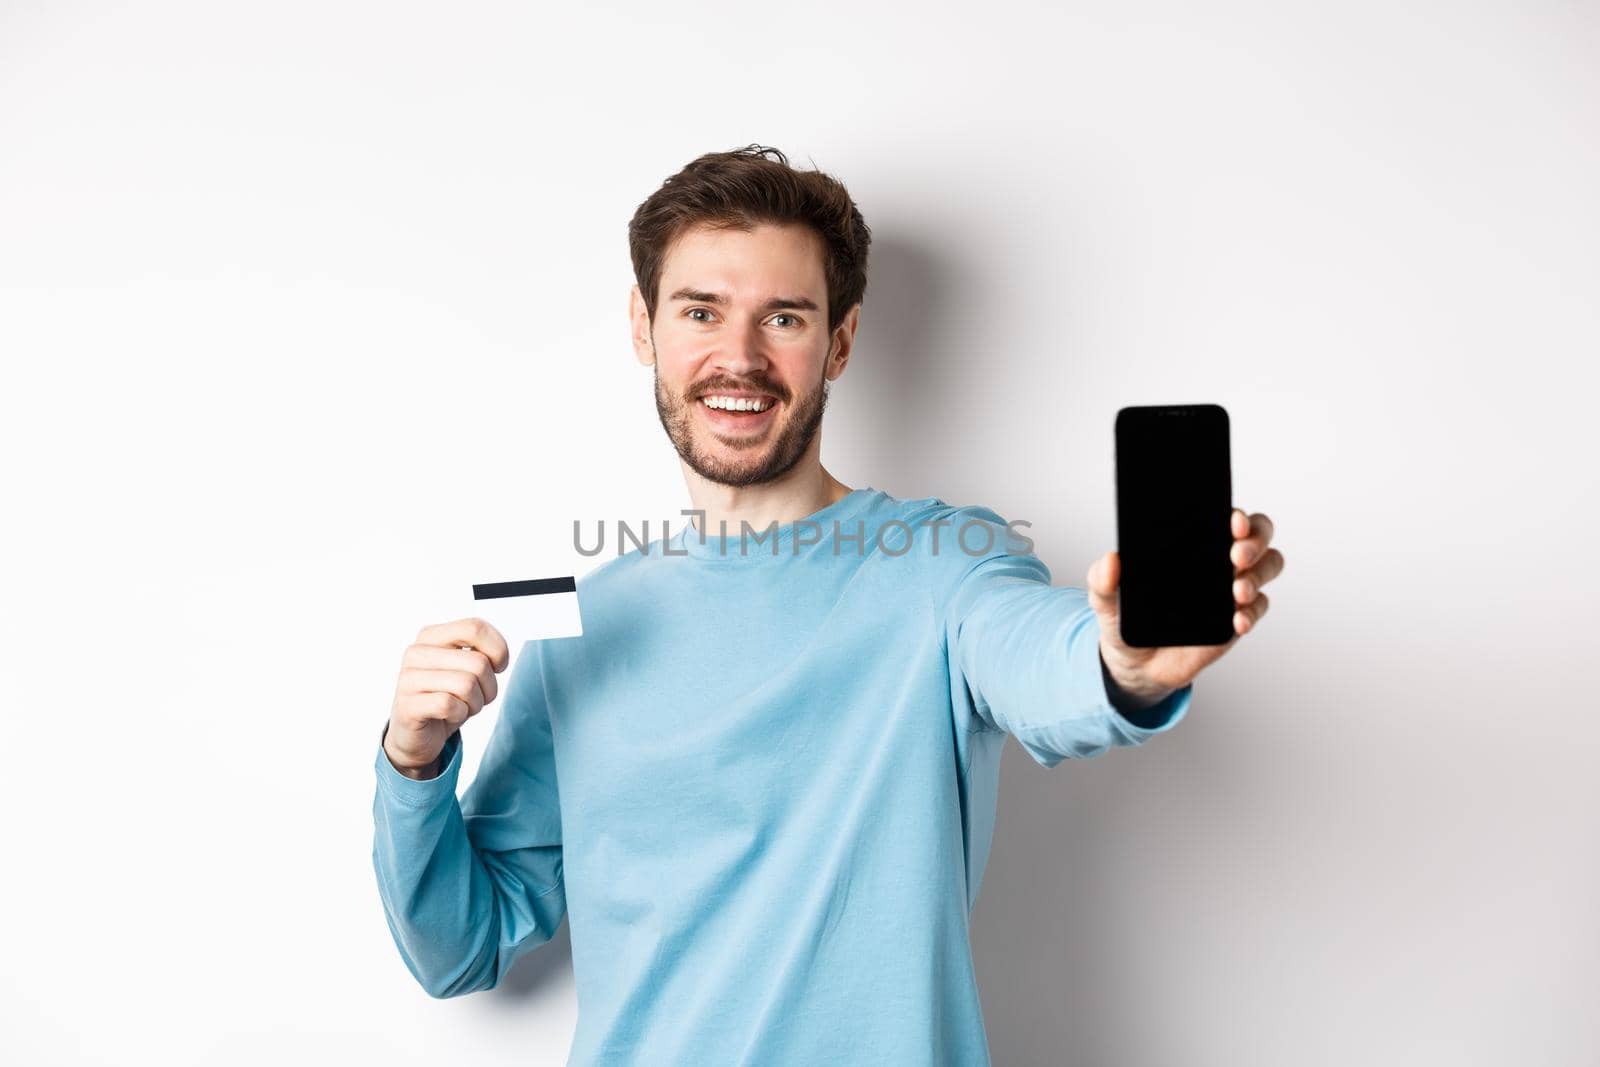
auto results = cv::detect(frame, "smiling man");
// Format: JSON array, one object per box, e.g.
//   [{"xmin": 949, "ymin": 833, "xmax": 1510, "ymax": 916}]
[{"xmin": 372, "ymin": 144, "xmax": 1283, "ymax": 1066}]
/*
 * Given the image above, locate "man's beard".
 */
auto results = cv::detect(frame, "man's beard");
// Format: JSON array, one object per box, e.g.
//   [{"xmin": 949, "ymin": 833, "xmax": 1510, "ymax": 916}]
[{"xmin": 652, "ymin": 349, "xmax": 831, "ymax": 489}]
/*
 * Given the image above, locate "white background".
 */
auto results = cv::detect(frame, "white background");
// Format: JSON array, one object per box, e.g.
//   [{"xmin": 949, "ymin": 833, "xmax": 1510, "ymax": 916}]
[{"xmin": 2, "ymin": 2, "xmax": 1597, "ymax": 1064}]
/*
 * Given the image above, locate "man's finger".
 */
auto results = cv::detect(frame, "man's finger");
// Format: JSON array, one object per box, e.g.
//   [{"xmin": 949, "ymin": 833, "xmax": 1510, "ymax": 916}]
[
  {"xmin": 1238, "ymin": 547, "xmax": 1286, "ymax": 596},
  {"xmin": 1232, "ymin": 511, "xmax": 1276, "ymax": 569},
  {"xmin": 1235, "ymin": 591, "xmax": 1270, "ymax": 634},
  {"xmin": 1087, "ymin": 551, "xmax": 1120, "ymax": 614}
]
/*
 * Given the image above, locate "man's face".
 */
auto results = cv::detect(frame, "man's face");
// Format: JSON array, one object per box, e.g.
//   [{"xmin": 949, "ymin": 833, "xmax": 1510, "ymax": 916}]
[{"xmin": 631, "ymin": 221, "xmax": 855, "ymax": 488}]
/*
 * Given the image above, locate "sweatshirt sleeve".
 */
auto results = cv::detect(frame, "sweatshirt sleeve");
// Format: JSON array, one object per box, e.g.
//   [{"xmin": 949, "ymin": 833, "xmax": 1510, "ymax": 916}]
[
  {"xmin": 371, "ymin": 643, "xmax": 566, "ymax": 998},
  {"xmin": 940, "ymin": 505, "xmax": 1192, "ymax": 769}
]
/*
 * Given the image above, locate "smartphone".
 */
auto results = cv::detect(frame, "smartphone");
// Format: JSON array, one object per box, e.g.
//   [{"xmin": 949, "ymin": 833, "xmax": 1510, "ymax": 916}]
[{"xmin": 1114, "ymin": 404, "xmax": 1234, "ymax": 647}]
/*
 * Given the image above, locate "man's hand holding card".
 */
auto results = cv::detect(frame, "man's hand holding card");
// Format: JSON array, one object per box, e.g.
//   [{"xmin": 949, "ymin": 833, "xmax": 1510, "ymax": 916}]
[{"xmin": 383, "ymin": 575, "xmax": 583, "ymax": 781}]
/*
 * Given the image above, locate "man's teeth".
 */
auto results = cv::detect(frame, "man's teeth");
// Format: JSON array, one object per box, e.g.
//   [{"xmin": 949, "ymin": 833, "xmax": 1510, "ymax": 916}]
[{"xmin": 702, "ymin": 395, "xmax": 774, "ymax": 412}]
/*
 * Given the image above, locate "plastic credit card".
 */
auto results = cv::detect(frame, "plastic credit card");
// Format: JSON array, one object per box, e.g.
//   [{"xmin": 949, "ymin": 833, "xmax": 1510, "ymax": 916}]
[{"xmin": 470, "ymin": 575, "xmax": 583, "ymax": 647}]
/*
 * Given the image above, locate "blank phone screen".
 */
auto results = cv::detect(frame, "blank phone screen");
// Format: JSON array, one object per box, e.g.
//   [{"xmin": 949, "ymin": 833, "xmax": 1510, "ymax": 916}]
[{"xmin": 1115, "ymin": 404, "xmax": 1234, "ymax": 647}]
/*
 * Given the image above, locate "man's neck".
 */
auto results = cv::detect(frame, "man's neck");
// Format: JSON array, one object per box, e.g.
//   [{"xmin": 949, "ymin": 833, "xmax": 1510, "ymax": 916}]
[{"xmin": 684, "ymin": 465, "xmax": 854, "ymax": 539}]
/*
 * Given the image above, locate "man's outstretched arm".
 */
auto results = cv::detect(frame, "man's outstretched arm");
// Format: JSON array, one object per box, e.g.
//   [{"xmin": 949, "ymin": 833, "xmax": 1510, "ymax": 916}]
[
  {"xmin": 944, "ymin": 504, "xmax": 1281, "ymax": 767},
  {"xmin": 942, "ymin": 511, "xmax": 1193, "ymax": 769}
]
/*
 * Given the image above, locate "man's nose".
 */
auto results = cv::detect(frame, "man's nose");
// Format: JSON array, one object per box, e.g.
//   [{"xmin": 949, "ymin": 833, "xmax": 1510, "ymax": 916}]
[{"xmin": 713, "ymin": 316, "xmax": 770, "ymax": 375}]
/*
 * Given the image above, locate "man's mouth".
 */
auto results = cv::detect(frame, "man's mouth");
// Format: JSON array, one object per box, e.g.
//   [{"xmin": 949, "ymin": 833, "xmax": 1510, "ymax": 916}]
[{"xmin": 697, "ymin": 392, "xmax": 779, "ymax": 430}]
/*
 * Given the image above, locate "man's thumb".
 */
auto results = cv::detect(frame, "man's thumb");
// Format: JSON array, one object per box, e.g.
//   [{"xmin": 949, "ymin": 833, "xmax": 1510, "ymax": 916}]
[{"xmin": 1087, "ymin": 551, "xmax": 1120, "ymax": 622}]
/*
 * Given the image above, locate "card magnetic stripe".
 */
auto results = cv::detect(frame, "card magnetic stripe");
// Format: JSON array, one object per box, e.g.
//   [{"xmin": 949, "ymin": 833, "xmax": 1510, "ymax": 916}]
[{"xmin": 472, "ymin": 576, "xmax": 578, "ymax": 600}]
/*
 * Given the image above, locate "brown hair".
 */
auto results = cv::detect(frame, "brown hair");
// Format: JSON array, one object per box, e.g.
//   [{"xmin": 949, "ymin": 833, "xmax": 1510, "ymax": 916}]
[{"xmin": 627, "ymin": 144, "xmax": 872, "ymax": 336}]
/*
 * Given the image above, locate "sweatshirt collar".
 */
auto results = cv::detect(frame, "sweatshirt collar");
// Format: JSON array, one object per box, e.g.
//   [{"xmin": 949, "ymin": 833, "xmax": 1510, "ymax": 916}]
[{"xmin": 673, "ymin": 486, "xmax": 882, "ymax": 561}]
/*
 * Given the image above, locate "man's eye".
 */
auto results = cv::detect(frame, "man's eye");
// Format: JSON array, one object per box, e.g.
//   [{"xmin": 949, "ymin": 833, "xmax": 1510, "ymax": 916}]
[{"xmin": 684, "ymin": 308, "xmax": 801, "ymax": 328}]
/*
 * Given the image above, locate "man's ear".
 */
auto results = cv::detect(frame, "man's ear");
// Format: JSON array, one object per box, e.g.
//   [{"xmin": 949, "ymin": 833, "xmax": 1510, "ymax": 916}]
[
  {"xmin": 629, "ymin": 284, "xmax": 656, "ymax": 367},
  {"xmin": 825, "ymin": 302, "xmax": 862, "ymax": 381}
]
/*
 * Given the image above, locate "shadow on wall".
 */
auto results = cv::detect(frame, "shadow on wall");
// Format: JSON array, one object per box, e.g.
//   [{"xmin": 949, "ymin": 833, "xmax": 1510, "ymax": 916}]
[
  {"xmin": 496, "ymin": 917, "xmax": 573, "ymax": 999},
  {"xmin": 974, "ymin": 667, "xmax": 1283, "ymax": 1065},
  {"xmin": 826, "ymin": 229, "xmax": 974, "ymax": 496}
]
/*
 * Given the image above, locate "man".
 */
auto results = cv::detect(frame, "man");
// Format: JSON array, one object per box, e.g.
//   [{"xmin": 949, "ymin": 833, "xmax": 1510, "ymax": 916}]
[{"xmin": 372, "ymin": 144, "xmax": 1283, "ymax": 1065}]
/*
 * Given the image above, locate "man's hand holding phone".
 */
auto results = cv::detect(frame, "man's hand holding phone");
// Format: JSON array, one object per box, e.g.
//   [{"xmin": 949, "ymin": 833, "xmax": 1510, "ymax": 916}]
[
  {"xmin": 384, "ymin": 618, "xmax": 511, "ymax": 781},
  {"xmin": 1088, "ymin": 508, "xmax": 1284, "ymax": 709}
]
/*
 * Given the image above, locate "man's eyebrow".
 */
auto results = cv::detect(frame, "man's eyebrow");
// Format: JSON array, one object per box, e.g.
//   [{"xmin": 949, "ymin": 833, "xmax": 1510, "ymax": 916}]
[{"xmin": 666, "ymin": 287, "xmax": 820, "ymax": 312}]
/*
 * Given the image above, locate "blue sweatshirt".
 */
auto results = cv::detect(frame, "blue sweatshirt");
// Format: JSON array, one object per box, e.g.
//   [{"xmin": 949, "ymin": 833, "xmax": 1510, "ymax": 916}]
[{"xmin": 371, "ymin": 486, "xmax": 1191, "ymax": 1065}]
